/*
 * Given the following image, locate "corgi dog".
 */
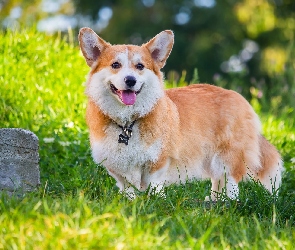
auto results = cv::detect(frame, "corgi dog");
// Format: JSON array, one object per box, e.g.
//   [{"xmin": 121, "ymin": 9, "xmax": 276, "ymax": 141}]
[{"xmin": 79, "ymin": 27, "xmax": 283, "ymax": 200}]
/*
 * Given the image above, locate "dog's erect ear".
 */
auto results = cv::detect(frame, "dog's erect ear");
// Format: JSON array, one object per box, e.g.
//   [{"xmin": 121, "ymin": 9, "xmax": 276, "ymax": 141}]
[
  {"xmin": 144, "ymin": 30, "xmax": 174, "ymax": 69},
  {"xmin": 78, "ymin": 27, "xmax": 110, "ymax": 67}
]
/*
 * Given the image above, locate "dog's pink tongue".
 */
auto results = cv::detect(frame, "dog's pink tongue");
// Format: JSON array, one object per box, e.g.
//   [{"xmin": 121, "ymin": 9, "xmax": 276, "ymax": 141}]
[{"xmin": 120, "ymin": 90, "xmax": 136, "ymax": 105}]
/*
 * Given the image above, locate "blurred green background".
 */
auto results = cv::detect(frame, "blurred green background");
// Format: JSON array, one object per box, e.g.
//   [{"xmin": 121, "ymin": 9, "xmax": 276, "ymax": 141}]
[{"xmin": 1, "ymin": 0, "xmax": 295, "ymax": 110}]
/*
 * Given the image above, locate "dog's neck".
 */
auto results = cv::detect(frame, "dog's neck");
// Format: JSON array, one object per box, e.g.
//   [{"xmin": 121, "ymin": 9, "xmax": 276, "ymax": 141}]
[{"xmin": 105, "ymin": 110, "xmax": 139, "ymax": 128}]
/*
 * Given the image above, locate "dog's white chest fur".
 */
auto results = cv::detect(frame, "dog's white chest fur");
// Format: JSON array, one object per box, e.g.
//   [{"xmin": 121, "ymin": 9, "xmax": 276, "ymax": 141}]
[{"xmin": 91, "ymin": 123, "xmax": 162, "ymax": 188}]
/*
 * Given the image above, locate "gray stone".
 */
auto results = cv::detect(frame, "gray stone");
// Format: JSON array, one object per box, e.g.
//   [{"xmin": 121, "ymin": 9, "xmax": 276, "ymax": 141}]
[{"xmin": 0, "ymin": 128, "xmax": 40, "ymax": 195}]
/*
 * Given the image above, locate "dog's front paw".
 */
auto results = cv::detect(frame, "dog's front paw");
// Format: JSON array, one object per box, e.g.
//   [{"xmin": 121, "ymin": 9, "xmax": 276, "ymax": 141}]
[
  {"xmin": 122, "ymin": 187, "xmax": 136, "ymax": 200},
  {"xmin": 204, "ymin": 195, "xmax": 211, "ymax": 201},
  {"xmin": 204, "ymin": 195, "xmax": 218, "ymax": 201}
]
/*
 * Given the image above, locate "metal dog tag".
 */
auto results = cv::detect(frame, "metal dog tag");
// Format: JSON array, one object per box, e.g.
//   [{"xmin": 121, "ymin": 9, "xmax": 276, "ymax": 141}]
[{"xmin": 118, "ymin": 133, "xmax": 129, "ymax": 145}]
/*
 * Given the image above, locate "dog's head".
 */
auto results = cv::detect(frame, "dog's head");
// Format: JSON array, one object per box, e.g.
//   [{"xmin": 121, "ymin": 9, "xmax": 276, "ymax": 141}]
[{"xmin": 79, "ymin": 28, "xmax": 174, "ymax": 122}]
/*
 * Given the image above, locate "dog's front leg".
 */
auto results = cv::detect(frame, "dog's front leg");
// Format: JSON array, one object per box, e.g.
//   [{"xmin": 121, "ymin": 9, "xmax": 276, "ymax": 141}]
[
  {"xmin": 107, "ymin": 168, "xmax": 136, "ymax": 199},
  {"xmin": 143, "ymin": 160, "xmax": 170, "ymax": 197}
]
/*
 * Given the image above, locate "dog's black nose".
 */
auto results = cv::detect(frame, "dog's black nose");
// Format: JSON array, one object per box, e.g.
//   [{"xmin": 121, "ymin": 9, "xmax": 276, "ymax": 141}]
[{"xmin": 124, "ymin": 76, "xmax": 137, "ymax": 87}]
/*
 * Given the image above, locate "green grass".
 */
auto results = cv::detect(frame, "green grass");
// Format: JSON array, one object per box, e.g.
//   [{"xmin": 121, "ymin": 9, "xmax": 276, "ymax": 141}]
[{"xmin": 1, "ymin": 28, "xmax": 295, "ymax": 249}]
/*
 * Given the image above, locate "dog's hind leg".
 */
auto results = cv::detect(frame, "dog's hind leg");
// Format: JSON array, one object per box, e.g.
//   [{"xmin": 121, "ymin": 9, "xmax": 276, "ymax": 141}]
[
  {"xmin": 256, "ymin": 135, "xmax": 283, "ymax": 193},
  {"xmin": 205, "ymin": 154, "xmax": 241, "ymax": 201},
  {"xmin": 206, "ymin": 174, "xmax": 239, "ymax": 201}
]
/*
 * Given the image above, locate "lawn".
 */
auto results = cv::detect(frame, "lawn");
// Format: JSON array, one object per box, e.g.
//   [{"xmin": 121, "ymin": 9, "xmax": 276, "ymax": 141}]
[{"xmin": 1, "ymin": 28, "xmax": 295, "ymax": 249}]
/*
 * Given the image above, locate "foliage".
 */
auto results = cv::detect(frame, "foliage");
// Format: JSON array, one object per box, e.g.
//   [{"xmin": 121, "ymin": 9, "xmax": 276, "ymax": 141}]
[
  {"xmin": 1, "ymin": 0, "xmax": 295, "ymax": 109},
  {"xmin": 0, "ymin": 27, "xmax": 89, "ymax": 192},
  {"xmin": 1, "ymin": 28, "xmax": 295, "ymax": 249}
]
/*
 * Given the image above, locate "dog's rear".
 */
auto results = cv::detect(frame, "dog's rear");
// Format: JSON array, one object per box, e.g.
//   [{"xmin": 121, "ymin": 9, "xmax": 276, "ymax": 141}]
[
  {"xmin": 165, "ymin": 85, "xmax": 282, "ymax": 200},
  {"xmin": 256, "ymin": 135, "xmax": 283, "ymax": 192}
]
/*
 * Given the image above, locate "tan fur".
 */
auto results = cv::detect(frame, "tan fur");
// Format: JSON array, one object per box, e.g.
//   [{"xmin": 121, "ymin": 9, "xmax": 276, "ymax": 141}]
[
  {"xmin": 257, "ymin": 135, "xmax": 282, "ymax": 191},
  {"xmin": 165, "ymin": 85, "xmax": 260, "ymax": 179},
  {"xmin": 79, "ymin": 28, "xmax": 283, "ymax": 200},
  {"xmin": 86, "ymin": 100, "xmax": 110, "ymax": 143}
]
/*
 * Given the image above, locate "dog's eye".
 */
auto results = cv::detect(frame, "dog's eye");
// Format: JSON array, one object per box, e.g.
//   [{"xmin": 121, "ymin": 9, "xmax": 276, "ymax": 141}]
[
  {"xmin": 111, "ymin": 62, "xmax": 121, "ymax": 69},
  {"xmin": 135, "ymin": 63, "xmax": 144, "ymax": 70}
]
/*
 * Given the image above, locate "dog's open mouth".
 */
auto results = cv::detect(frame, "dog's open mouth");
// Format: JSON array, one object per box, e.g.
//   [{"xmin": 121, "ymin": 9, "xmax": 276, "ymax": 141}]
[{"xmin": 110, "ymin": 84, "xmax": 142, "ymax": 106}]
